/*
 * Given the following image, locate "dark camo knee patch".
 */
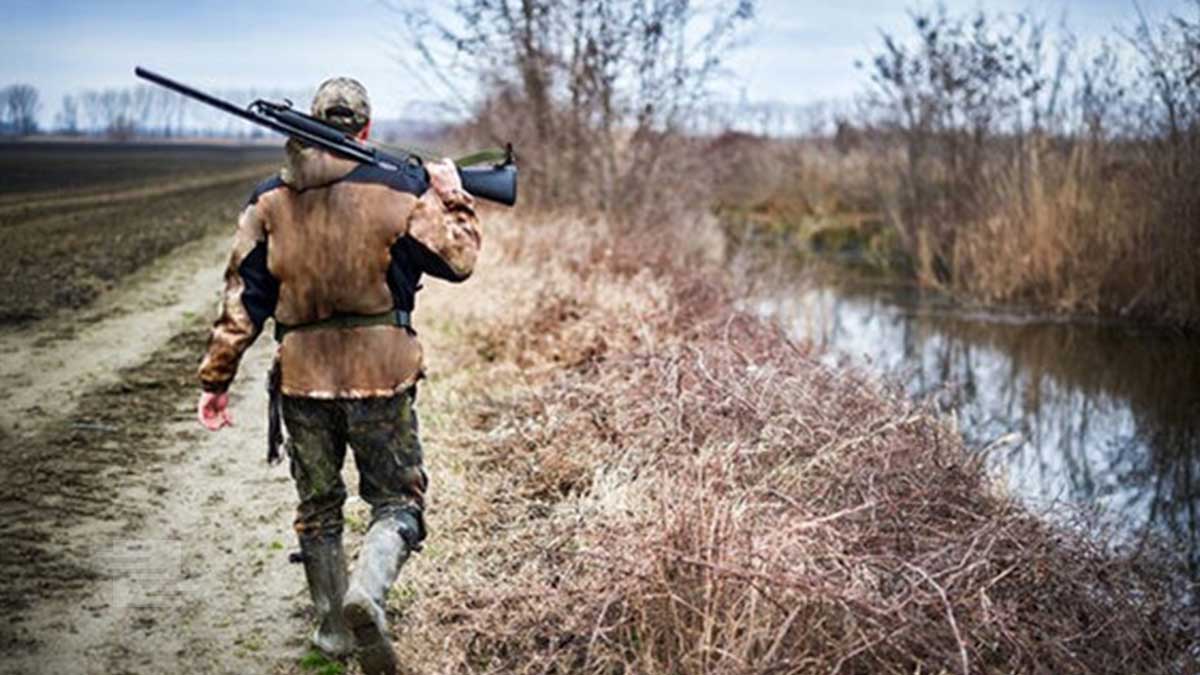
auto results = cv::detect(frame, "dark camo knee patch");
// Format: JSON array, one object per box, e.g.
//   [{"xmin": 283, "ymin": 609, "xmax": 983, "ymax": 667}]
[
  {"xmin": 345, "ymin": 390, "xmax": 428, "ymax": 522},
  {"xmin": 282, "ymin": 397, "xmax": 348, "ymax": 537}
]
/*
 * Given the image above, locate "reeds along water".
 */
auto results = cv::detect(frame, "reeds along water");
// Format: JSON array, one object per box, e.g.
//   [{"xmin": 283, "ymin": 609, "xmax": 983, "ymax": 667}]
[
  {"xmin": 884, "ymin": 134, "xmax": 1200, "ymax": 328},
  {"xmin": 716, "ymin": 5, "xmax": 1200, "ymax": 331}
]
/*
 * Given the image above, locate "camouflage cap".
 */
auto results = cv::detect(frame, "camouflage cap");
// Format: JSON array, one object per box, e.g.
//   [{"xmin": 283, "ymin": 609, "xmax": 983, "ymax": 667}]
[{"xmin": 311, "ymin": 77, "xmax": 370, "ymax": 133}]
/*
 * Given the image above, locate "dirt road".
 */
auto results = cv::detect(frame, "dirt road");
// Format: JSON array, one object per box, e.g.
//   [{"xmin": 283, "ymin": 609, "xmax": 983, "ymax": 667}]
[
  {"xmin": 0, "ymin": 233, "xmax": 313, "ymax": 674},
  {"xmin": 0, "ymin": 216, "xmax": 504, "ymax": 674}
]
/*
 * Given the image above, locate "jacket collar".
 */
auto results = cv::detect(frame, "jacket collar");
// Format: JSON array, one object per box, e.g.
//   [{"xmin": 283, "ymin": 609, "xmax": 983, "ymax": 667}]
[{"xmin": 280, "ymin": 139, "xmax": 357, "ymax": 190}]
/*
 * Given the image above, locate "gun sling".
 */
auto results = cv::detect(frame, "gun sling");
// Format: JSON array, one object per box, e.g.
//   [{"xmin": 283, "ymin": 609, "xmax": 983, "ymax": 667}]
[
  {"xmin": 273, "ymin": 310, "xmax": 412, "ymax": 342},
  {"xmin": 265, "ymin": 310, "xmax": 413, "ymax": 465}
]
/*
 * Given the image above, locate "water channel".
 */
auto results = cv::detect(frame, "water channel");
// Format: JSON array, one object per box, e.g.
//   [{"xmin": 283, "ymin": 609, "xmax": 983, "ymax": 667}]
[{"xmin": 755, "ymin": 276, "xmax": 1199, "ymax": 582}]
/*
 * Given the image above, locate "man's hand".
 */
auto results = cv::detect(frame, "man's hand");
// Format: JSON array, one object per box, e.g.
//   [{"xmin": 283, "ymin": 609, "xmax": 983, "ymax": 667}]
[
  {"xmin": 427, "ymin": 158, "xmax": 464, "ymax": 202},
  {"xmin": 197, "ymin": 391, "xmax": 233, "ymax": 431}
]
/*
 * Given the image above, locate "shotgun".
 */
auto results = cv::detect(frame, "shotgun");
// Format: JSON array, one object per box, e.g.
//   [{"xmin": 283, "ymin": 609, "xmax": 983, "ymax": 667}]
[{"xmin": 134, "ymin": 66, "xmax": 517, "ymax": 206}]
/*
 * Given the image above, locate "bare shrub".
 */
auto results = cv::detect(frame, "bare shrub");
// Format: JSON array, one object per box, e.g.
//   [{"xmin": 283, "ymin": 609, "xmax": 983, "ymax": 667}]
[
  {"xmin": 401, "ymin": 214, "xmax": 1195, "ymax": 674},
  {"xmin": 855, "ymin": 4, "xmax": 1200, "ymax": 327},
  {"xmin": 864, "ymin": 8, "xmax": 1072, "ymax": 285}
]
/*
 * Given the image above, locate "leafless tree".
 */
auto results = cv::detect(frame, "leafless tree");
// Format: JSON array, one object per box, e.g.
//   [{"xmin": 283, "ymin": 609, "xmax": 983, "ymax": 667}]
[
  {"xmin": 97, "ymin": 88, "xmax": 134, "ymax": 139},
  {"xmin": 3, "ymin": 84, "xmax": 41, "ymax": 135},
  {"xmin": 1124, "ymin": 1, "xmax": 1200, "ymax": 300},
  {"xmin": 1076, "ymin": 39, "xmax": 1126, "ymax": 140},
  {"xmin": 1127, "ymin": 1, "xmax": 1200, "ymax": 156},
  {"xmin": 156, "ymin": 88, "xmax": 181, "ymax": 137},
  {"xmin": 389, "ymin": 0, "xmax": 754, "ymax": 219},
  {"xmin": 131, "ymin": 85, "xmax": 157, "ymax": 136},
  {"xmin": 865, "ymin": 8, "xmax": 1073, "ymax": 280},
  {"xmin": 56, "ymin": 94, "xmax": 80, "ymax": 135},
  {"xmin": 80, "ymin": 90, "xmax": 103, "ymax": 134}
]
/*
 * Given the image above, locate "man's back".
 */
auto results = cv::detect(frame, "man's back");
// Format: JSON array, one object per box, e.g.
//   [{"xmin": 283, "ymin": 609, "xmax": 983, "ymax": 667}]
[
  {"xmin": 267, "ymin": 162, "xmax": 418, "ymax": 325},
  {"xmin": 198, "ymin": 142, "xmax": 480, "ymax": 399}
]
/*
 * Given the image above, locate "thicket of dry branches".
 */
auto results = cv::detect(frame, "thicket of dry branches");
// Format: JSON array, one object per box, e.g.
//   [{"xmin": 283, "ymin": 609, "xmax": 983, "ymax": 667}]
[{"xmin": 405, "ymin": 214, "xmax": 1195, "ymax": 674}]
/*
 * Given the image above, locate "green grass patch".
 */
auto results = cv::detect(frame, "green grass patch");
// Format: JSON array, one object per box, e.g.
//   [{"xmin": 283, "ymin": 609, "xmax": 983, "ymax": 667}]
[{"xmin": 298, "ymin": 650, "xmax": 345, "ymax": 675}]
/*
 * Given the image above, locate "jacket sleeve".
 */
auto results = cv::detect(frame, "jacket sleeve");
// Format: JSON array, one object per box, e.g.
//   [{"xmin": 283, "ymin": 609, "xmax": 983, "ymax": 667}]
[
  {"xmin": 406, "ymin": 186, "xmax": 481, "ymax": 282},
  {"xmin": 197, "ymin": 199, "xmax": 279, "ymax": 393}
]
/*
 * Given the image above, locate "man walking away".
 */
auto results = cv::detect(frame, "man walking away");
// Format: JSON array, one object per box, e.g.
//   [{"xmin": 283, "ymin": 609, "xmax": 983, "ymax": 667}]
[{"xmin": 195, "ymin": 77, "xmax": 482, "ymax": 675}]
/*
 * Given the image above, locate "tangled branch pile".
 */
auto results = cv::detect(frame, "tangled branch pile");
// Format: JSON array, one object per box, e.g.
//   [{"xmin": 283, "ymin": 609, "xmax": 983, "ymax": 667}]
[{"xmin": 406, "ymin": 215, "xmax": 1195, "ymax": 674}]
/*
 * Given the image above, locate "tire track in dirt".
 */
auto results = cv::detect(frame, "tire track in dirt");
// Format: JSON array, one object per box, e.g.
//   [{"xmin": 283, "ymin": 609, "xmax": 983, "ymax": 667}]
[
  {"xmin": 0, "ymin": 166, "xmax": 269, "ymax": 224},
  {"xmin": 0, "ymin": 231, "xmax": 227, "ymax": 436},
  {"xmin": 0, "ymin": 236, "xmax": 311, "ymax": 673},
  {"xmin": 1, "ymin": 334, "xmax": 310, "ymax": 675}
]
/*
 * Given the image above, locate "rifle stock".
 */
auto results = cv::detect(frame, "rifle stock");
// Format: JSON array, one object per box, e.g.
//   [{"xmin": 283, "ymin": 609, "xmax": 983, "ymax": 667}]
[{"xmin": 459, "ymin": 165, "xmax": 518, "ymax": 207}]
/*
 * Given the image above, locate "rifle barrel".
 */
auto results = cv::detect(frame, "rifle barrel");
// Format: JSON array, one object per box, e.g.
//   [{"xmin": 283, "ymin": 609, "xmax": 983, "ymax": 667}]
[
  {"xmin": 135, "ymin": 68, "xmax": 239, "ymax": 117},
  {"xmin": 136, "ymin": 66, "xmax": 357, "ymax": 153},
  {"xmin": 135, "ymin": 68, "xmax": 276, "ymax": 132}
]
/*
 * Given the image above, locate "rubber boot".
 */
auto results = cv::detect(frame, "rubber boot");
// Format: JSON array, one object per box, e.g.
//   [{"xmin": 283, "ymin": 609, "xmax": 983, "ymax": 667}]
[
  {"xmin": 299, "ymin": 534, "xmax": 355, "ymax": 657},
  {"xmin": 342, "ymin": 513, "xmax": 414, "ymax": 675}
]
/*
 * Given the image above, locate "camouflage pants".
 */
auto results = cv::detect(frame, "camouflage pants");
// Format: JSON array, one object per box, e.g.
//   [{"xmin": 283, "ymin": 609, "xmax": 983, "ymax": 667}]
[{"xmin": 282, "ymin": 388, "xmax": 427, "ymax": 543}]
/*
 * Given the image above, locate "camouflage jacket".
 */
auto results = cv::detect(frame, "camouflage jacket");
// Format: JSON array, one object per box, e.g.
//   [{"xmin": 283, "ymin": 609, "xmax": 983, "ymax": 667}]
[{"xmin": 198, "ymin": 142, "xmax": 480, "ymax": 398}]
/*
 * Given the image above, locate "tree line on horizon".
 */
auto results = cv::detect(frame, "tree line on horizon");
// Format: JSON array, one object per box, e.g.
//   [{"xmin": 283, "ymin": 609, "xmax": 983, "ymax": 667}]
[
  {"xmin": 0, "ymin": 81, "xmax": 847, "ymax": 143},
  {"xmin": 0, "ymin": 84, "xmax": 315, "ymax": 140}
]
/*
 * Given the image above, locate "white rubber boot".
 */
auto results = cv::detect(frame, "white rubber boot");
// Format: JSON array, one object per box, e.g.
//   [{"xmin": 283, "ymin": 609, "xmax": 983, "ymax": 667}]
[{"xmin": 342, "ymin": 514, "xmax": 415, "ymax": 675}]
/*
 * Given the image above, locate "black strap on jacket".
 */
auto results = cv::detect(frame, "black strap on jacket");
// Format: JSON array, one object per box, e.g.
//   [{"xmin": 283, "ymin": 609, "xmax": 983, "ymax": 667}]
[{"xmin": 273, "ymin": 309, "xmax": 412, "ymax": 342}]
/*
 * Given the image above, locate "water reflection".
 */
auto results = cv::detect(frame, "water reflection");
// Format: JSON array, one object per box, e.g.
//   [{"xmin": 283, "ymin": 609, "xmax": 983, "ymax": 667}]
[{"xmin": 757, "ymin": 281, "xmax": 1200, "ymax": 580}]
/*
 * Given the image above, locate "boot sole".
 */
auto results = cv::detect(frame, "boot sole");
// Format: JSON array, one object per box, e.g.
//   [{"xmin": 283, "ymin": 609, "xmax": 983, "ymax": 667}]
[{"xmin": 344, "ymin": 602, "xmax": 398, "ymax": 675}]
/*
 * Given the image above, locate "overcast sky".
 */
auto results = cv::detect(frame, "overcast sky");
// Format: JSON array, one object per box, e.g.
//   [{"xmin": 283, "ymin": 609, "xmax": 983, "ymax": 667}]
[{"xmin": 0, "ymin": 0, "xmax": 1187, "ymax": 126}]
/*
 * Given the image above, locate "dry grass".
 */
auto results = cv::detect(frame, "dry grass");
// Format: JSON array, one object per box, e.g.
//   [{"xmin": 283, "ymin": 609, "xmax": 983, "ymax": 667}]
[
  {"xmin": 727, "ymin": 132, "xmax": 1200, "ymax": 329},
  {"xmin": 952, "ymin": 142, "xmax": 1133, "ymax": 312},
  {"xmin": 394, "ymin": 211, "xmax": 1195, "ymax": 674},
  {"xmin": 761, "ymin": 4, "xmax": 1200, "ymax": 329},
  {"xmin": 889, "ymin": 138, "xmax": 1200, "ymax": 326}
]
